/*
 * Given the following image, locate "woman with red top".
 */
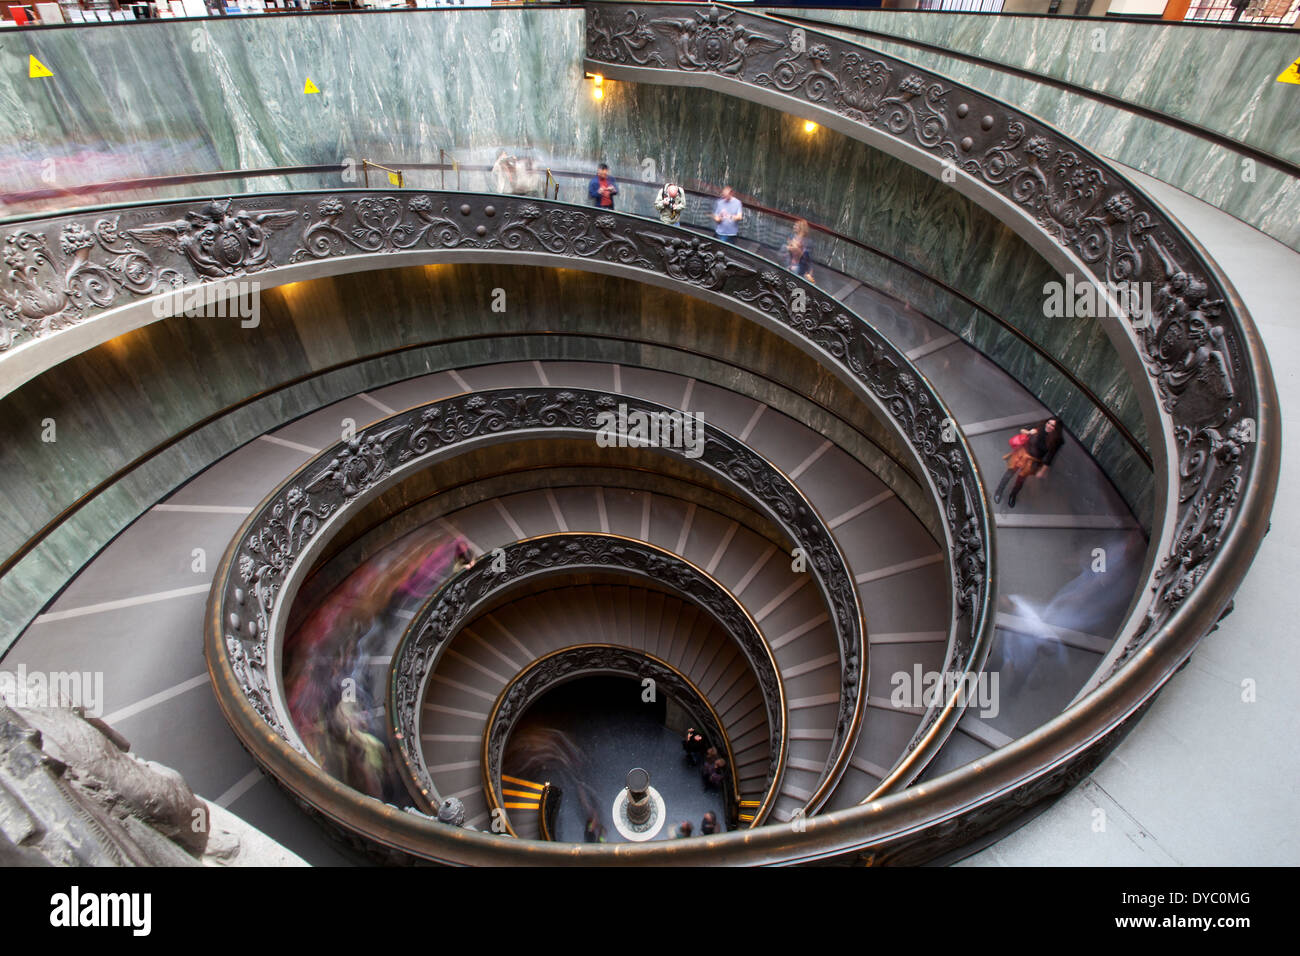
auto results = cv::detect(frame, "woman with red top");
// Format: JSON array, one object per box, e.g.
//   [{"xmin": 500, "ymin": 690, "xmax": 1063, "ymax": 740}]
[
  {"xmin": 994, "ymin": 416, "xmax": 1065, "ymax": 509},
  {"xmin": 588, "ymin": 163, "xmax": 618, "ymax": 209}
]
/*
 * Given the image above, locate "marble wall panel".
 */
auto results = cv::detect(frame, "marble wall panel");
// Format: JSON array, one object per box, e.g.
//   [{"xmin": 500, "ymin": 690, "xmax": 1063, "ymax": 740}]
[{"xmin": 770, "ymin": 8, "xmax": 1300, "ymax": 250}]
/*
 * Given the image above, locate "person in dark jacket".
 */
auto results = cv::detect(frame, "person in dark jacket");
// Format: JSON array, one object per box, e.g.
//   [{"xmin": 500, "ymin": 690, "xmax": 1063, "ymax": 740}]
[
  {"xmin": 701, "ymin": 756, "xmax": 726, "ymax": 791},
  {"xmin": 588, "ymin": 164, "xmax": 618, "ymax": 209},
  {"xmin": 682, "ymin": 727, "xmax": 706, "ymax": 765},
  {"xmin": 700, "ymin": 811, "xmax": 719, "ymax": 835},
  {"xmin": 994, "ymin": 416, "xmax": 1065, "ymax": 509}
]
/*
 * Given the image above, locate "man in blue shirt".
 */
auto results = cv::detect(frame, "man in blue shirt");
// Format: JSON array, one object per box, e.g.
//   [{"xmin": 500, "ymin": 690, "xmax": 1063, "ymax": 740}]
[
  {"xmin": 588, "ymin": 164, "xmax": 618, "ymax": 210},
  {"xmin": 712, "ymin": 186, "xmax": 743, "ymax": 243}
]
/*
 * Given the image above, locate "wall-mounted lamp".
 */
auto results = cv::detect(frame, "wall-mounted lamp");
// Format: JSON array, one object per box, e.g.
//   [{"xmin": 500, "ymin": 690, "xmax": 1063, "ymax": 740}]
[
  {"xmin": 803, "ymin": 120, "xmax": 818, "ymax": 134},
  {"xmin": 586, "ymin": 72, "xmax": 604, "ymax": 101}
]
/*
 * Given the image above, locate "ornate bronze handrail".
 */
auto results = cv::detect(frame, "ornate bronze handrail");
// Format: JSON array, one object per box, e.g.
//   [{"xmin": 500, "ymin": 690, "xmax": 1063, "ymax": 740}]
[
  {"xmin": 75, "ymin": 190, "xmax": 995, "ymax": 813},
  {"xmin": 0, "ymin": 3, "xmax": 1265, "ymax": 863},
  {"xmin": 771, "ymin": 10, "xmax": 1300, "ymax": 182},
  {"xmin": 478, "ymin": 644, "xmax": 744, "ymax": 838},
  {"xmin": 183, "ymin": 2, "xmax": 1269, "ymax": 861},
  {"xmin": 1, "ymin": 184, "xmax": 996, "ymax": 853},
  {"xmin": 209, "ymin": 384, "xmax": 874, "ymax": 811},
  {"xmin": 3, "ymin": 185, "xmax": 990, "ymax": 801},
  {"xmin": 584, "ymin": 0, "xmax": 1276, "ymax": 759},
  {"xmin": 582, "ymin": 0, "xmax": 1280, "ymax": 820},
  {"xmin": 387, "ymin": 533, "xmax": 782, "ymax": 827},
  {"xmin": 0, "ymin": 156, "xmax": 1151, "ymax": 475}
]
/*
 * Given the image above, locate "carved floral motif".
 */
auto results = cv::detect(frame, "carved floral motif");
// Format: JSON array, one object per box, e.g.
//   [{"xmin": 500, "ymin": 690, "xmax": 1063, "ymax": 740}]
[
  {"xmin": 222, "ymin": 389, "xmax": 858, "ymax": 783},
  {"xmin": 1, "ymin": 218, "xmax": 183, "ymax": 348},
  {"xmin": 584, "ymin": 2, "xmax": 1261, "ymax": 705},
  {"xmin": 0, "ymin": 0, "xmax": 1263, "ymax": 863}
]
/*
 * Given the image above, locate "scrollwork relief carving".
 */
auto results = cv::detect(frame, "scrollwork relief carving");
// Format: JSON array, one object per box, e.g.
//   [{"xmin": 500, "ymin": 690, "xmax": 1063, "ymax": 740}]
[
  {"xmin": 216, "ymin": 388, "xmax": 860, "ymax": 786},
  {"xmin": 0, "ymin": 194, "xmax": 993, "ymax": 815},
  {"xmin": 388, "ymin": 534, "xmax": 784, "ymax": 814},
  {"xmin": 584, "ymin": 0, "xmax": 1260, "ymax": 678}
]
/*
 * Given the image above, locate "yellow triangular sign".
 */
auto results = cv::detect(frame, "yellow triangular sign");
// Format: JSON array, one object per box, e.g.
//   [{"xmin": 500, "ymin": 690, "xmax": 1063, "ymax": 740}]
[
  {"xmin": 1278, "ymin": 57, "xmax": 1300, "ymax": 85},
  {"xmin": 29, "ymin": 56, "xmax": 53, "ymax": 79},
  {"xmin": 303, "ymin": 77, "xmax": 320, "ymax": 95}
]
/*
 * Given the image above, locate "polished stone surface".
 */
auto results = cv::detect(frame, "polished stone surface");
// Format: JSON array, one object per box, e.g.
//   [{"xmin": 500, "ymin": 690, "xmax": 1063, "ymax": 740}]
[
  {"xmin": 768, "ymin": 8, "xmax": 1300, "ymax": 166},
  {"xmin": 773, "ymin": 7, "xmax": 1300, "ymax": 251},
  {"xmin": 0, "ymin": 7, "xmax": 1268, "ymax": 863}
]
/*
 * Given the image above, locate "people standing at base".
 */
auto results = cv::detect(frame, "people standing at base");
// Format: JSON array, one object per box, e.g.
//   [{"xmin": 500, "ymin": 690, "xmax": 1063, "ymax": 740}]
[
  {"xmin": 712, "ymin": 186, "xmax": 743, "ymax": 242},
  {"xmin": 700, "ymin": 811, "xmax": 719, "ymax": 835},
  {"xmin": 588, "ymin": 163, "xmax": 618, "ymax": 209},
  {"xmin": 784, "ymin": 218, "xmax": 815, "ymax": 283},
  {"xmin": 654, "ymin": 182, "xmax": 686, "ymax": 224},
  {"xmin": 682, "ymin": 726, "xmax": 706, "ymax": 765},
  {"xmin": 701, "ymin": 756, "xmax": 726, "ymax": 790},
  {"xmin": 671, "ymin": 820, "xmax": 694, "ymax": 839},
  {"xmin": 994, "ymin": 416, "xmax": 1065, "ymax": 509}
]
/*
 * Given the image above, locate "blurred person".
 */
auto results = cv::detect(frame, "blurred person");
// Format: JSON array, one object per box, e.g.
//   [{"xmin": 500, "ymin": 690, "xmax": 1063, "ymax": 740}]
[
  {"xmin": 671, "ymin": 820, "xmax": 694, "ymax": 839},
  {"xmin": 492, "ymin": 150, "xmax": 543, "ymax": 196},
  {"xmin": 702, "ymin": 756, "xmax": 726, "ymax": 791},
  {"xmin": 682, "ymin": 726, "xmax": 706, "ymax": 765},
  {"xmin": 784, "ymin": 219, "xmax": 815, "ymax": 283},
  {"xmin": 712, "ymin": 186, "xmax": 743, "ymax": 242},
  {"xmin": 454, "ymin": 539, "xmax": 476, "ymax": 571},
  {"xmin": 505, "ymin": 726, "xmax": 603, "ymax": 839},
  {"xmin": 330, "ymin": 696, "xmax": 389, "ymax": 799},
  {"xmin": 283, "ymin": 527, "xmax": 471, "ymax": 803},
  {"xmin": 492, "ymin": 150, "xmax": 517, "ymax": 194},
  {"xmin": 700, "ymin": 811, "xmax": 719, "ymax": 835}
]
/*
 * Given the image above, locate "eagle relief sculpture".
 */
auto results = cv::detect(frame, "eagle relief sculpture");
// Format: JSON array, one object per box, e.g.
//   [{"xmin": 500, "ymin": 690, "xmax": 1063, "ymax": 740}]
[
  {"xmin": 127, "ymin": 199, "xmax": 299, "ymax": 279},
  {"xmin": 650, "ymin": 5, "xmax": 785, "ymax": 75}
]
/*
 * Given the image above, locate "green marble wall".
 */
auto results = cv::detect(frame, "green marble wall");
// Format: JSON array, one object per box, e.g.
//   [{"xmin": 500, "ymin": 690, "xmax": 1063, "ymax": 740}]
[
  {"xmin": 0, "ymin": 10, "xmax": 600, "ymax": 205},
  {"xmin": 767, "ymin": 9, "xmax": 1300, "ymax": 164},
  {"xmin": 769, "ymin": 7, "xmax": 1300, "ymax": 251}
]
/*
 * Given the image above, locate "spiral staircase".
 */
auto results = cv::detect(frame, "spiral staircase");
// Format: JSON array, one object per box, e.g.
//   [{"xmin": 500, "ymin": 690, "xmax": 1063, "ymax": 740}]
[{"xmin": 0, "ymin": 4, "xmax": 1281, "ymax": 865}]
